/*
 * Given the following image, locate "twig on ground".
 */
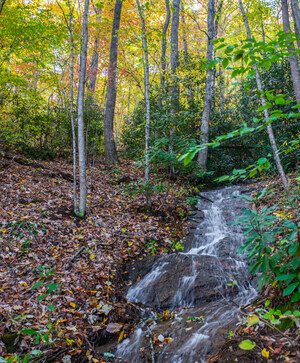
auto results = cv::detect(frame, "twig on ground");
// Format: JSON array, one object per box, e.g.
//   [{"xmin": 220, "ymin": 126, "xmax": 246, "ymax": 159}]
[
  {"xmin": 67, "ymin": 246, "xmax": 86, "ymax": 268},
  {"xmin": 147, "ymin": 326, "xmax": 155, "ymax": 363}
]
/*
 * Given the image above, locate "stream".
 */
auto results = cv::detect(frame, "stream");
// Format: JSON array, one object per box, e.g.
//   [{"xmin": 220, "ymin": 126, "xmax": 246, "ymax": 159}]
[{"xmin": 116, "ymin": 186, "xmax": 257, "ymax": 362}]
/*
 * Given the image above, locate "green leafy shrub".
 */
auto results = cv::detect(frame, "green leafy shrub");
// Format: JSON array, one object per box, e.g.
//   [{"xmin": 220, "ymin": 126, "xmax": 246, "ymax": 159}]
[{"xmin": 234, "ymin": 188, "xmax": 300, "ymax": 302}]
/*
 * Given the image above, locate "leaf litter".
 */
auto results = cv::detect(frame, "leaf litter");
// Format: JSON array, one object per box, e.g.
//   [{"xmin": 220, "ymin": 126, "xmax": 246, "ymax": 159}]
[{"xmin": 0, "ymin": 154, "xmax": 190, "ymax": 362}]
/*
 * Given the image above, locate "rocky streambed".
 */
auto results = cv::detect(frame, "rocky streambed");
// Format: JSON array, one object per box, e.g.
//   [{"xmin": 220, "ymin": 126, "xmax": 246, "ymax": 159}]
[{"xmin": 113, "ymin": 186, "xmax": 257, "ymax": 362}]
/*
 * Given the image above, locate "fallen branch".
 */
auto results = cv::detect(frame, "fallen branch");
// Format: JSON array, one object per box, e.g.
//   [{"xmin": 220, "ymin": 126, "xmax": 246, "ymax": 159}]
[
  {"xmin": 30, "ymin": 348, "xmax": 69, "ymax": 362},
  {"xmin": 2, "ymin": 153, "xmax": 73, "ymax": 182},
  {"xmin": 147, "ymin": 326, "xmax": 155, "ymax": 363},
  {"xmin": 239, "ymin": 308, "xmax": 295, "ymax": 346},
  {"xmin": 67, "ymin": 246, "xmax": 86, "ymax": 268}
]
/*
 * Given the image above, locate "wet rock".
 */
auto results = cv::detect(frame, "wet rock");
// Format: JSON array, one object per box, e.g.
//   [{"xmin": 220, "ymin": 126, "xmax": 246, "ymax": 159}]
[
  {"xmin": 126, "ymin": 253, "xmax": 251, "ymax": 309},
  {"xmin": 214, "ymin": 236, "xmax": 243, "ymax": 258},
  {"xmin": 126, "ymin": 255, "xmax": 158, "ymax": 283}
]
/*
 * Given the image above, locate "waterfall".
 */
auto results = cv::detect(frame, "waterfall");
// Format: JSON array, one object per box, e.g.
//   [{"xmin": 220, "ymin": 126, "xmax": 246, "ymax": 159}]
[{"xmin": 116, "ymin": 186, "xmax": 257, "ymax": 362}]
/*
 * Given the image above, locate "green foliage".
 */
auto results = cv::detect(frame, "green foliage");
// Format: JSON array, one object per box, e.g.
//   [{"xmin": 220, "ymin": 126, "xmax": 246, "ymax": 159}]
[
  {"xmin": 0, "ymin": 220, "xmax": 48, "ymax": 252},
  {"xmin": 122, "ymin": 179, "xmax": 167, "ymax": 198},
  {"xmin": 31, "ymin": 265, "xmax": 57, "ymax": 303},
  {"xmin": 239, "ymin": 339, "xmax": 256, "ymax": 350},
  {"xmin": 234, "ymin": 188, "xmax": 300, "ymax": 302},
  {"xmin": 145, "ymin": 239, "xmax": 158, "ymax": 254},
  {"xmin": 171, "ymin": 240, "xmax": 184, "ymax": 252},
  {"xmin": 0, "ymin": 349, "xmax": 42, "ymax": 363},
  {"xmin": 181, "ymin": 30, "xmax": 300, "ymax": 180},
  {"xmin": 0, "ymin": 91, "xmax": 104, "ymax": 159}
]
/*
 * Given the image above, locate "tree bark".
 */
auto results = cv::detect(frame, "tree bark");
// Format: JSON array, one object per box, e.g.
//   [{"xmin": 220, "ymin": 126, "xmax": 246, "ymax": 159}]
[
  {"xmin": 169, "ymin": 0, "xmax": 181, "ymax": 171},
  {"xmin": 0, "ymin": 0, "xmax": 6, "ymax": 16},
  {"xmin": 158, "ymin": 0, "xmax": 171, "ymax": 109},
  {"xmin": 104, "ymin": 0, "xmax": 123, "ymax": 164},
  {"xmin": 77, "ymin": 0, "xmax": 89, "ymax": 216},
  {"xmin": 67, "ymin": 0, "xmax": 78, "ymax": 214},
  {"xmin": 87, "ymin": 5, "xmax": 102, "ymax": 94},
  {"xmin": 181, "ymin": 2, "xmax": 194, "ymax": 107},
  {"xmin": 239, "ymin": 0, "xmax": 289, "ymax": 192},
  {"xmin": 197, "ymin": 0, "xmax": 215, "ymax": 170},
  {"xmin": 291, "ymin": 0, "xmax": 300, "ymax": 49},
  {"xmin": 170, "ymin": 0, "xmax": 180, "ymax": 115},
  {"xmin": 281, "ymin": 0, "xmax": 300, "ymax": 106},
  {"xmin": 211, "ymin": 0, "xmax": 224, "ymax": 109},
  {"xmin": 136, "ymin": 0, "xmax": 151, "ymax": 208}
]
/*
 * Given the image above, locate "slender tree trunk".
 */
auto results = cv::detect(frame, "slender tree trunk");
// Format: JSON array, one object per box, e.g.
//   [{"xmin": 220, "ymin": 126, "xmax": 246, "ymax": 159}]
[
  {"xmin": 77, "ymin": 0, "xmax": 89, "ymax": 216},
  {"xmin": 126, "ymin": 83, "xmax": 132, "ymax": 124},
  {"xmin": 136, "ymin": 0, "xmax": 151, "ymax": 208},
  {"xmin": 104, "ymin": 0, "xmax": 123, "ymax": 164},
  {"xmin": 197, "ymin": 0, "xmax": 215, "ymax": 170},
  {"xmin": 211, "ymin": 0, "xmax": 224, "ymax": 108},
  {"xmin": 239, "ymin": 0, "xmax": 289, "ymax": 192},
  {"xmin": 169, "ymin": 0, "xmax": 181, "ymax": 172},
  {"xmin": 158, "ymin": 0, "xmax": 171, "ymax": 109},
  {"xmin": 170, "ymin": 0, "xmax": 180, "ymax": 114},
  {"xmin": 67, "ymin": 0, "xmax": 78, "ymax": 214},
  {"xmin": 91, "ymin": 80, "xmax": 107, "ymax": 190},
  {"xmin": 181, "ymin": 2, "xmax": 194, "ymax": 107},
  {"xmin": 281, "ymin": 0, "xmax": 300, "ymax": 105},
  {"xmin": 219, "ymin": 66, "xmax": 225, "ymax": 110},
  {"xmin": 291, "ymin": 0, "xmax": 300, "ymax": 49},
  {"xmin": 0, "ymin": 0, "xmax": 6, "ymax": 15},
  {"xmin": 87, "ymin": 6, "xmax": 102, "ymax": 95},
  {"xmin": 261, "ymin": 21, "xmax": 266, "ymax": 42}
]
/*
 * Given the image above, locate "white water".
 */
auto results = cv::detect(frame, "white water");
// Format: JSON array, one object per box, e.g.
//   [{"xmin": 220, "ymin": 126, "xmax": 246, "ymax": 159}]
[{"xmin": 116, "ymin": 186, "xmax": 257, "ymax": 362}]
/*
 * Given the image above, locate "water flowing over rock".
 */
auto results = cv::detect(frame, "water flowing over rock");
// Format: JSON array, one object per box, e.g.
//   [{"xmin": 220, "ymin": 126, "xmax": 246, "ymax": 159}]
[{"xmin": 117, "ymin": 186, "xmax": 257, "ymax": 362}]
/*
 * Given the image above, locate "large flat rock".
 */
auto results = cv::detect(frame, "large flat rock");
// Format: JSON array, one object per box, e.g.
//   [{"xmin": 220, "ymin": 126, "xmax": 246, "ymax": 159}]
[{"xmin": 126, "ymin": 253, "xmax": 251, "ymax": 309}]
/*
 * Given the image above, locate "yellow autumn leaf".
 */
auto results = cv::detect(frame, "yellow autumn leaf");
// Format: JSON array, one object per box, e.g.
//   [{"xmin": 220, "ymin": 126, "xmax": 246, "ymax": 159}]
[
  {"xmin": 66, "ymin": 338, "xmax": 75, "ymax": 346},
  {"xmin": 56, "ymin": 319, "xmax": 67, "ymax": 324},
  {"xmin": 261, "ymin": 348, "xmax": 269, "ymax": 358},
  {"xmin": 247, "ymin": 314, "xmax": 260, "ymax": 326},
  {"xmin": 118, "ymin": 329, "xmax": 124, "ymax": 342},
  {"xmin": 70, "ymin": 302, "xmax": 76, "ymax": 308}
]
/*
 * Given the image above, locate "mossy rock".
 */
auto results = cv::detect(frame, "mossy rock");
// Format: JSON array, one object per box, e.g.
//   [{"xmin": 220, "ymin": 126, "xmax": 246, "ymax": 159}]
[{"xmin": 2, "ymin": 332, "xmax": 18, "ymax": 353}]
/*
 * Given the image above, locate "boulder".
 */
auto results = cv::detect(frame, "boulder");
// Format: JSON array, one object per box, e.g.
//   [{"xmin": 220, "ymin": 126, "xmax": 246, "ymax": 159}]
[{"xmin": 126, "ymin": 253, "xmax": 251, "ymax": 309}]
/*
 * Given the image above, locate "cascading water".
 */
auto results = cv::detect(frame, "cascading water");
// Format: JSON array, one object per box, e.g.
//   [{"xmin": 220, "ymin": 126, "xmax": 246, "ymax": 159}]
[{"xmin": 116, "ymin": 186, "xmax": 257, "ymax": 362}]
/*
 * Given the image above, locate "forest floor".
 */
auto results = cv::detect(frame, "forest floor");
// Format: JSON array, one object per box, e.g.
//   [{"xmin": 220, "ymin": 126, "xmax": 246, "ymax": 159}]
[
  {"xmin": 0, "ymin": 153, "xmax": 299, "ymax": 362},
  {"xmin": 0, "ymin": 153, "xmax": 192, "ymax": 362}
]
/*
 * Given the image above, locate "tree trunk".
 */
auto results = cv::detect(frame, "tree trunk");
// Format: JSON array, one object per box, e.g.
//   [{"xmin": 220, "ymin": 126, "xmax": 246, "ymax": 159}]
[
  {"xmin": 136, "ymin": 0, "xmax": 151, "ymax": 208},
  {"xmin": 104, "ymin": 0, "xmax": 123, "ymax": 164},
  {"xmin": 126, "ymin": 83, "xmax": 132, "ymax": 124},
  {"xmin": 158, "ymin": 0, "xmax": 171, "ymax": 109},
  {"xmin": 77, "ymin": 0, "xmax": 89, "ymax": 216},
  {"xmin": 197, "ymin": 0, "xmax": 215, "ymax": 170},
  {"xmin": 169, "ymin": 0, "xmax": 181, "ymax": 172},
  {"xmin": 87, "ymin": 5, "xmax": 102, "ymax": 94},
  {"xmin": 219, "ymin": 66, "xmax": 225, "ymax": 110},
  {"xmin": 239, "ymin": 0, "xmax": 289, "ymax": 192},
  {"xmin": 211, "ymin": 0, "xmax": 224, "ymax": 108},
  {"xmin": 281, "ymin": 0, "xmax": 300, "ymax": 106},
  {"xmin": 181, "ymin": 2, "xmax": 194, "ymax": 107},
  {"xmin": 170, "ymin": 0, "xmax": 180, "ymax": 115},
  {"xmin": 291, "ymin": 0, "xmax": 300, "ymax": 49},
  {"xmin": 0, "ymin": 0, "xmax": 6, "ymax": 16},
  {"xmin": 67, "ymin": 0, "xmax": 78, "ymax": 214}
]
